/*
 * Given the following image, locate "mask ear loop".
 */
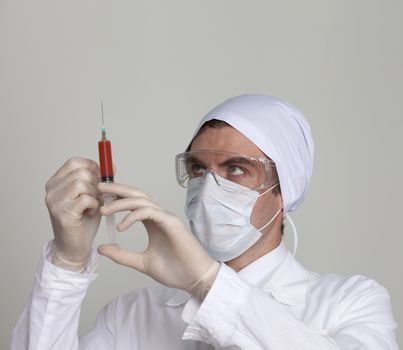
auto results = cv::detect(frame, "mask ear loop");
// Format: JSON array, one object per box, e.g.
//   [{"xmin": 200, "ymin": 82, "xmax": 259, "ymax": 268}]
[
  {"xmin": 285, "ymin": 214, "xmax": 298, "ymax": 256},
  {"xmin": 258, "ymin": 207, "xmax": 282, "ymax": 231}
]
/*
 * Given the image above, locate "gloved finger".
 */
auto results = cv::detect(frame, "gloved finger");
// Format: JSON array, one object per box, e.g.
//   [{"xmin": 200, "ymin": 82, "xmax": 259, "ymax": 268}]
[
  {"xmin": 87, "ymin": 204, "xmax": 101, "ymax": 216},
  {"xmin": 45, "ymin": 181, "xmax": 96, "ymax": 211},
  {"xmin": 117, "ymin": 206, "xmax": 174, "ymax": 233},
  {"xmin": 66, "ymin": 167, "xmax": 100, "ymax": 187},
  {"xmin": 98, "ymin": 182, "xmax": 152, "ymax": 200},
  {"xmin": 66, "ymin": 179, "xmax": 99, "ymax": 201},
  {"xmin": 70, "ymin": 194, "xmax": 101, "ymax": 216},
  {"xmin": 100, "ymin": 197, "xmax": 161, "ymax": 216},
  {"xmin": 116, "ymin": 204, "xmax": 164, "ymax": 231},
  {"xmin": 116, "ymin": 212, "xmax": 138, "ymax": 231},
  {"xmin": 97, "ymin": 244, "xmax": 145, "ymax": 272},
  {"xmin": 46, "ymin": 166, "xmax": 101, "ymax": 199},
  {"xmin": 47, "ymin": 158, "xmax": 99, "ymax": 189}
]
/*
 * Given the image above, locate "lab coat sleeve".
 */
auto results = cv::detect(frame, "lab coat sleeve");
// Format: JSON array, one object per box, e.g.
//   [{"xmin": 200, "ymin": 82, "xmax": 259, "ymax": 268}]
[
  {"xmin": 10, "ymin": 241, "xmax": 104, "ymax": 350},
  {"xmin": 182, "ymin": 264, "xmax": 399, "ymax": 350}
]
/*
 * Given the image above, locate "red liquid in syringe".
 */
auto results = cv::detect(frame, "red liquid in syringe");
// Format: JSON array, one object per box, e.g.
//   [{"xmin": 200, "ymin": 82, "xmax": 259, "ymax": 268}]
[
  {"xmin": 98, "ymin": 135, "xmax": 114, "ymax": 183},
  {"xmin": 98, "ymin": 103, "xmax": 114, "ymax": 182}
]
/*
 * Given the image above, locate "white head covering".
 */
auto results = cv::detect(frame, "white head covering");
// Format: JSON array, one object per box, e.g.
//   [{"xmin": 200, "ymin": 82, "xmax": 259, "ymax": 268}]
[{"xmin": 192, "ymin": 94, "xmax": 314, "ymax": 216}]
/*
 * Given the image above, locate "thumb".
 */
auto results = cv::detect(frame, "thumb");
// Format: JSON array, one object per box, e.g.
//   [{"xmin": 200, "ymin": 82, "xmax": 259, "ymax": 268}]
[{"xmin": 97, "ymin": 244, "xmax": 145, "ymax": 272}]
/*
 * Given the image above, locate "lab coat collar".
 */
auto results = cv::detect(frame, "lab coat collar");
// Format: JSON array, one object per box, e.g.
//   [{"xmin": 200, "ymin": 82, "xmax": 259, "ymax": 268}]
[
  {"xmin": 237, "ymin": 240, "xmax": 288, "ymax": 287},
  {"xmin": 262, "ymin": 250, "xmax": 314, "ymax": 307},
  {"xmin": 165, "ymin": 243, "xmax": 314, "ymax": 308}
]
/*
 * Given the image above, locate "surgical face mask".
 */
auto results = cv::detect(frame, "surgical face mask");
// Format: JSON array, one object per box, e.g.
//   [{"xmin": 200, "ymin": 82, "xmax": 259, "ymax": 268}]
[{"xmin": 185, "ymin": 173, "xmax": 282, "ymax": 262}]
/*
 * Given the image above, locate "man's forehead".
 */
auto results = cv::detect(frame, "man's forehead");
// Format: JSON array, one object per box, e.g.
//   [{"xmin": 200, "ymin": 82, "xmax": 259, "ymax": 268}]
[{"xmin": 190, "ymin": 125, "xmax": 268, "ymax": 158}]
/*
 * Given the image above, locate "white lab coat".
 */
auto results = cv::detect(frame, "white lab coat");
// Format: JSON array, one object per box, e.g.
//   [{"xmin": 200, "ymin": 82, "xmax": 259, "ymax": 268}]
[{"xmin": 11, "ymin": 240, "xmax": 399, "ymax": 350}]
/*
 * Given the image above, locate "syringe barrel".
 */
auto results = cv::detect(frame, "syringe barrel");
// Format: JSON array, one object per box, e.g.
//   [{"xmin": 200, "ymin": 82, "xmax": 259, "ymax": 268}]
[
  {"xmin": 103, "ymin": 194, "xmax": 117, "ymax": 244},
  {"xmin": 98, "ymin": 139, "xmax": 114, "ymax": 182}
]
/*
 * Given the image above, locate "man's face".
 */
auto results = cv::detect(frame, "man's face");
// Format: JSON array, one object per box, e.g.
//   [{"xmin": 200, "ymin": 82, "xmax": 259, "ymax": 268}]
[{"xmin": 190, "ymin": 126, "xmax": 283, "ymax": 269}]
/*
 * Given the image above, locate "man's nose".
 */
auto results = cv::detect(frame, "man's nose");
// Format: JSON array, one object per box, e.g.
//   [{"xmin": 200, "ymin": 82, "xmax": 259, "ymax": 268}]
[{"xmin": 201, "ymin": 170, "xmax": 220, "ymax": 186}]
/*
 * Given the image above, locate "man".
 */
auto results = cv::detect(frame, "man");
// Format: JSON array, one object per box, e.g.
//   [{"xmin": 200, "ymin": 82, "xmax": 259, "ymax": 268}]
[{"xmin": 12, "ymin": 95, "xmax": 398, "ymax": 349}]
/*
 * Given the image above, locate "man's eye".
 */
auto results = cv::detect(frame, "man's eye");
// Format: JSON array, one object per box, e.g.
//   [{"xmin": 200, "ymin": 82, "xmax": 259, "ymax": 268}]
[
  {"xmin": 190, "ymin": 164, "xmax": 206, "ymax": 177},
  {"xmin": 228, "ymin": 165, "xmax": 245, "ymax": 176}
]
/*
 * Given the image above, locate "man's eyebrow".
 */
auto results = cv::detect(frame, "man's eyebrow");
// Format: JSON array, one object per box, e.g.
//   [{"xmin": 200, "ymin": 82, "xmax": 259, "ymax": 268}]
[
  {"xmin": 185, "ymin": 155, "xmax": 258, "ymax": 166},
  {"xmin": 220, "ymin": 157, "xmax": 255, "ymax": 166},
  {"xmin": 185, "ymin": 155, "xmax": 203, "ymax": 164}
]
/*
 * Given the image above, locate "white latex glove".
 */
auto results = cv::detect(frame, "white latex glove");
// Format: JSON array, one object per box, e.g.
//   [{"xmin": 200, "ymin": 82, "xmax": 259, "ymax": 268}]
[
  {"xmin": 45, "ymin": 158, "xmax": 102, "ymax": 271},
  {"xmin": 97, "ymin": 182, "xmax": 220, "ymax": 301}
]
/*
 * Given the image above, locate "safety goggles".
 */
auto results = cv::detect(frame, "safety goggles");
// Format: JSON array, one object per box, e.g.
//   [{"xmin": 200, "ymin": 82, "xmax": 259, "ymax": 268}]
[{"xmin": 175, "ymin": 150, "xmax": 277, "ymax": 191}]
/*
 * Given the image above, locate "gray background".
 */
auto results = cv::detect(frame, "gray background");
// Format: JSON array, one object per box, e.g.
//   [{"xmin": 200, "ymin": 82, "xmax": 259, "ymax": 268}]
[{"xmin": 1, "ymin": 0, "xmax": 402, "ymax": 348}]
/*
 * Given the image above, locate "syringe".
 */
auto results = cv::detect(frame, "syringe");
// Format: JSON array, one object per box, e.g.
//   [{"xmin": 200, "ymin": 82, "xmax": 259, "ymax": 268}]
[{"xmin": 98, "ymin": 102, "xmax": 117, "ymax": 244}]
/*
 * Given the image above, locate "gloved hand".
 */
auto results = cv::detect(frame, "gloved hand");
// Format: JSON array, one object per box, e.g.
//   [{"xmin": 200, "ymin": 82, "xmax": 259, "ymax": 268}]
[
  {"xmin": 97, "ymin": 182, "xmax": 220, "ymax": 301},
  {"xmin": 45, "ymin": 158, "xmax": 102, "ymax": 271}
]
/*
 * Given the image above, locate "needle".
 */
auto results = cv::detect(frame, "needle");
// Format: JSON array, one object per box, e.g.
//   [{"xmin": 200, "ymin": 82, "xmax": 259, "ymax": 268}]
[{"xmin": 101, "ymin": 101, "xmax": 106, "ymax": 140}]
